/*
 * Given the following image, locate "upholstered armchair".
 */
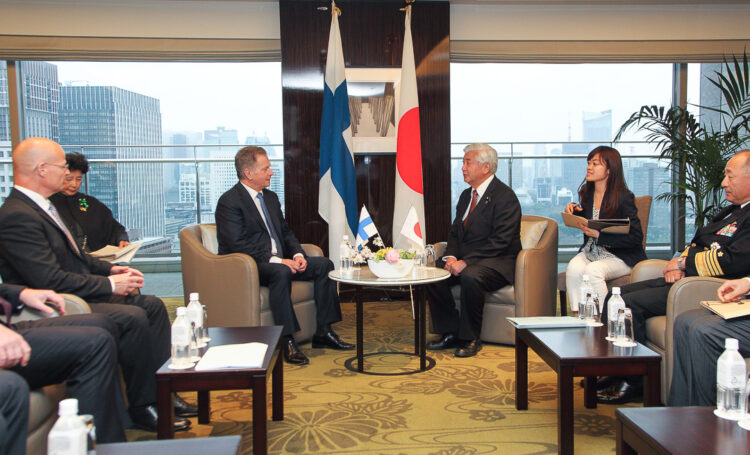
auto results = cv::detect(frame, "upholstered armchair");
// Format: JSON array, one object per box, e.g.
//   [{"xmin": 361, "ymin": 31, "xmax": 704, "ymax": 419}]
[
  {"xmin": 16, "ymin": 294, "xmax": 91, "ymax": 455},
  {"xmin": 180, "ymin": 224, "xmax": 322, "ymax": 343},
  {"xmin": 432, "ymin": 215, "xmax": 558, "ymax": 345},
  {"xmin": 628, "ymin": 259, "xmax": 727, "ymax": 402}
]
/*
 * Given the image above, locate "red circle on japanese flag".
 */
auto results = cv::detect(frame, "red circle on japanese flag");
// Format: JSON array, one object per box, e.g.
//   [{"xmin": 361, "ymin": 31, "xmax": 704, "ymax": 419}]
[{"xmin": 396, "ymin": 108, "xmax": 423, "ymax": 194}]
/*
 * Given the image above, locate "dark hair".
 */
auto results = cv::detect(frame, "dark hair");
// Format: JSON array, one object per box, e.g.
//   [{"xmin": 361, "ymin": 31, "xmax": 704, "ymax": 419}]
[
  {"xmin": 65, "ymin": 152, "xmax": 89, "ymax": 174},
  {"xmin": 577, "ymin": 146, "xmax": 628, "ymax": 218},
  {"xmin": 234, "ymin": 146, "xmax": 267, "ymax": 180}
]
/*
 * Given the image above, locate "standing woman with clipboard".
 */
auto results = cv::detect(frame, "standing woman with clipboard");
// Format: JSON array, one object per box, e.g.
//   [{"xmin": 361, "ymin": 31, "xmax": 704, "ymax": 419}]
[{"xmin": 564, "ymin": 146, "xmax": 647, "ymax": 315}]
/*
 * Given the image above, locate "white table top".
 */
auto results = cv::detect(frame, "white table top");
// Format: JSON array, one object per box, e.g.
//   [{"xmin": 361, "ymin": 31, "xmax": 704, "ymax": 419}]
[{"xmin": 329, "ymin": 265, "xmax": 451, "ymax": 286}]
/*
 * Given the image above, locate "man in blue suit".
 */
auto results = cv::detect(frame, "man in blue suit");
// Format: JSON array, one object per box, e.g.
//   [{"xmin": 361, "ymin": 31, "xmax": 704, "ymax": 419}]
[{"xmin": 215, "ymin": 146, "xmax": 353, "ymax": 365}]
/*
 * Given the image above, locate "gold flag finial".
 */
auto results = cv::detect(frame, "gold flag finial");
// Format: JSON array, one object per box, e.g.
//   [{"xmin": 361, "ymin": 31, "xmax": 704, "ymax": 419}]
[{"xmin": 331, "ymin": 1, "xmax": 341, "ymax": 16}]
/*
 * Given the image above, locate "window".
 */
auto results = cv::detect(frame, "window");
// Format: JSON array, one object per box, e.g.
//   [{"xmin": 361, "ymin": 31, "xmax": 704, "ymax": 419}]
[
  {"xmin": 451, "ymin": 63, "xmax": 674, "ymax": 248},
  {"xmin": 1, "ymin": 61, "xmax": 284, "ymax": 255}
]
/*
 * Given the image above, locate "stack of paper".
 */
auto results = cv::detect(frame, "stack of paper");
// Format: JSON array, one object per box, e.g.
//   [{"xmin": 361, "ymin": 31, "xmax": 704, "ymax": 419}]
[
  {"xmin": 89, "ymin": 242, "xmax": 142, "ymax": 263},
  {"xmin": 194, "ymin": 342, "xmax": 269, "ymax": 371}
]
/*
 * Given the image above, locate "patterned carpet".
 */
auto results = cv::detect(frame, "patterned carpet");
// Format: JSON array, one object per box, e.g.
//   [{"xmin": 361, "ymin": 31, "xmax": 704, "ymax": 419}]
[{"xmin": 132, "ymin": 298, "xmax": 636, "ymax": 454}]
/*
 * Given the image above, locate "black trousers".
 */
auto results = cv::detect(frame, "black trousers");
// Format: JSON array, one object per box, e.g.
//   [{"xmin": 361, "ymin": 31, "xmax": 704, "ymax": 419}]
[
  {"xmin": 0, "ymin": 370, "xmax": 28, "ymax": 455},
  {"xmin": 88, "ymin": 302, "xmax": 158, "ymax": 409},
  {"xmin": 108, "ymin": 293, "xmax": 171, "ymax": 367},
  {"xmin": 613, "ymin": 277, "xmax": 672, "ymax": 344},
  {"xmin": 12, "ymin": 313, "xmax": 126, "ymax": 443},
  {"xmin": 668, "ymin": 309, "xmax": 750, "ymax": 406},
  {"xmin": 426, "ymin": 263, "xmax": 509, "ymax": 341},
  {"xmin": 257, "ymin": 256, "xmax": 342, "ymax": 337}
]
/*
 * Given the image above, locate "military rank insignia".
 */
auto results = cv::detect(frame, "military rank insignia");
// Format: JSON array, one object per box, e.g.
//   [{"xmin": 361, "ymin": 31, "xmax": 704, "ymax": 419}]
[{"xmin": 716, "ymin": 222, "xmax": 737, "ymax": 237}]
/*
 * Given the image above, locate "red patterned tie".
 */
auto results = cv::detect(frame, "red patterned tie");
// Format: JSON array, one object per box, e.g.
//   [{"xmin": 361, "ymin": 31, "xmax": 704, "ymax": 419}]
[{"xmin": 464, "ymin": 189, "xmax": 478, "ymax": 227}]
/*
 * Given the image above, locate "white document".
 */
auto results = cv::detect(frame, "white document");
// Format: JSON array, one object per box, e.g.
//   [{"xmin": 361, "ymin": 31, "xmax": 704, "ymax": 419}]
[
  {"xmin": 507, "ymin": 316, "xmax": 588, "ymax": 329},
  {"xmin": 194, "ymin": 342, "xmax": 269, "ymax": 371},
  {"xmin": 89, "ymin": 242, "xmax": 142, "ymax": 263}
]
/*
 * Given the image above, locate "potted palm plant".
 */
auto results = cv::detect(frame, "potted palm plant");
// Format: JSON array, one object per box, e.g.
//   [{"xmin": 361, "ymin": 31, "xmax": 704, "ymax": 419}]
[{"xmin": 615, "ymin": 52, "xmax": 750, "ymax": 229}]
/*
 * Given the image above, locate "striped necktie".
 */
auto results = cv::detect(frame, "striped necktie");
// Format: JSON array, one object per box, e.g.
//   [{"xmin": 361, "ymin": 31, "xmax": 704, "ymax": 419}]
[{"xmin": 48, "ymin": 203, "xmax": 81, "ymax": 256}]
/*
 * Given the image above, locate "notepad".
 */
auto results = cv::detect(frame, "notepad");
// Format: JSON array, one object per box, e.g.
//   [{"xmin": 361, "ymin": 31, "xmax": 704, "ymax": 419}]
[
  {"xmin": 700, "ymin": 300, "xmax": 750, "ymax": 320},
  {"xmin": 561, "ymin": 212, "xmax": 630, "ymax": 234},
  {"xmin": 194, "ymin": 342, "xmax": 269, "ymax": 370},
  {"xmin": 507, "ymin": 316, "xmax": 589, "ymax": 329},
  {"xmin": 89, "ymin": 242, "xmax": 142, "ymax": 263}
]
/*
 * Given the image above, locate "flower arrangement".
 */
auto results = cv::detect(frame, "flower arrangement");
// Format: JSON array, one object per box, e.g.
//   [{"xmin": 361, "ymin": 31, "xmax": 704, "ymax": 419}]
[{"xmin": 350, "ymin": 236, "xmax": 416, "ymax": 264}]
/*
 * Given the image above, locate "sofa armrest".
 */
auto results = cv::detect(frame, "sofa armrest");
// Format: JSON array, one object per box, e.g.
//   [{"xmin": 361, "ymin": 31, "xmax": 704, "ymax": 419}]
[
  {"xmin": 663, "ymin": 276, "xmax": 725, "ymax": 399},
  {"xmin": 302, "ymin": 244, "xmax": 324, "ymax": 258},
  {"xmin": 13, "ymin": 293, "xmax": 92, "ymax": 324},
  {"xmin": 631, "ymin": 259, "xmax": 668, "ymax": 283},
  {"xmin": 514, "ymin": 240, "xmax": 557, "ymax": 317},
  {"xmin": 433, "ymin": 242, "xmax": 447, "ymax": 260}
]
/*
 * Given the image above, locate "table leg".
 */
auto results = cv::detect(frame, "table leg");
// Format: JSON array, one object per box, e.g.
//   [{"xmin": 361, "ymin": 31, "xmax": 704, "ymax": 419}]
[
  {"xmin": 515, "ymin": 330, "xmax": 528, "ymax": 411},
  {"xmin": 584, "ymin": 376, "xmax": 597, "ymax": 409},
  {"xmin": 643, "ymin": 362, "xmax": 662, "ymax": 406},
  {"xmin": 272, "ymin": 346, "xmax": 284, "ymax": 421},
  {"xmin": 413, "ymin": 285, "xmax": 420, "ymax": 356},
  {"xmin": 197, "ymin": 391, "xmax": 210, "ymax": 424},
  {"xmin": 417, "ymin": 286, "xmax": 426, "ymax": 370},
  {"xmin": 252, "ymin": 374, "xmax": 268, "ymax": 455},
  {"xmin": 558, "ymin": 366, "xmax": 574, "ymax": 455},
  {"xmin": 156, "ymin": 379, "xmax": 174, "ymax": 439},
  {"xmin": 616, "ymin": 417, "xmax": 637, "ymax": 455},
  {"xmin": 356, "ymin": 286, "xmax": 363, "ymax": 372}
]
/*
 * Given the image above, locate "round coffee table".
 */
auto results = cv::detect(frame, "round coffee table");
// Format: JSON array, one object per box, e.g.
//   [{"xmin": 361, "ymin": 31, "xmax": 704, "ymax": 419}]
[{"xmin": 329, "ymin": 265, "xmax": 450, "ymax": 375}]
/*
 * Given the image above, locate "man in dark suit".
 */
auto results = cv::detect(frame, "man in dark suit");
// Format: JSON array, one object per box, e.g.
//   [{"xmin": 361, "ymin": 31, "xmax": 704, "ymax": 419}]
[
  {"xmin": 426, "ymin": 143, "xmax": 522, "ymax": 357},
  {"xmin": 0, "ymin": 283, "xmax": 126, "ymax": 446},
  {"xmin": 0, "ymin": 137, "xmax": 193, "ymax": 432},
  {"xmin": 599, "ymin": 149, "xmax": 750, "ymax": 404},
  {"xmin": 215, "ymin": 146, "xmax": 353, "ymax": 365}
]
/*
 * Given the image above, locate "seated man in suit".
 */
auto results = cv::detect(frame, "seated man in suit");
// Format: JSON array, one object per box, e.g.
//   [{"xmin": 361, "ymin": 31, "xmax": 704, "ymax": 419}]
[
  {"xmin": 426, "ymin": 143, "xmax": 522, "ymax": 357},
  {"xmin": 215, "ymin": 146, "xmax": 353, "ymax": 365},
  {"xmin": 0, "ymin": 137, "xmax": 194, "ymax": 431},
  {"xmin": 599, "ymin": 149, "xmax": 750, "ymax": 404},
  {"xmin": 0, "ymin": 283, "xmax": 126, "ymax": 447},
  {"xmin": 668, "ymin": 276, "xmax": 750, "ymax": 407}
]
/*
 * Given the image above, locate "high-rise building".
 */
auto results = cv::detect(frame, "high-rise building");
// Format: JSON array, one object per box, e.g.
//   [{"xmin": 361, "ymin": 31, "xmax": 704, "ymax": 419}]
[
  {"xmin": 204, "ymin": 126, "xmax": 239, "ymax": 220},
  {"xmin": 59, "ymin": 85, "xmax": 165, "ymax": 239},
  {"xmin": 0, "ymin": 61, "xmax": 61, "ymax": 201},
  {"xmin": 560, "ymin": 110, "xmax": 613, "ymax": 197}
]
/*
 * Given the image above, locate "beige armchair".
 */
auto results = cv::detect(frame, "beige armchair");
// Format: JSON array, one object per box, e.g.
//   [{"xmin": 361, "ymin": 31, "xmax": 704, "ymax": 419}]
[
  {"xmin": 628, "ymin": 259, "xmax": 728, "ymax": 402},
  {"xmin": 17, "ymin": 294, "xmax": 91, "ymax": 455},
  {"xmin": 180, "ymin": 224, "xmax": 323, "ymax": 342},
  {"xmin": 433, "ymin": 215, "xmax": 558, "ymax": 345}
]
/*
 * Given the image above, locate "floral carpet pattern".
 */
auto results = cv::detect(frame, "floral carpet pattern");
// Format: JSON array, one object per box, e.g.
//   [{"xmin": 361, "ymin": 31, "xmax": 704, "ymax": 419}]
[{"xmin": 136, "ymin": 299, "xmax": 634, "ymax": 454}]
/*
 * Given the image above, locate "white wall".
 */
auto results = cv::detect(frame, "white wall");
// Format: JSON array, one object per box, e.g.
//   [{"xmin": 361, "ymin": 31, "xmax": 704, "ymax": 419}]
[
  {"xmin": 0, "ymin": 0, "xmax": 280, "ymax": 39},
  {"xmin": 2, "ymin": 1, "xmax": 748, "ymax": 42},
  {"xmin": 450, "ymin": 3, "xmax": 750, "ymax": 41}
]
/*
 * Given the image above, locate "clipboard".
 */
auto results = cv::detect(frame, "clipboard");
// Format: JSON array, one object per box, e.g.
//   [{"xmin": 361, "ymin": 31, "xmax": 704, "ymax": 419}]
[
  {"xmin": 560, "ymin": 212, "xmax": 630, "ymax": 234},
  {"xmin": 700, "ymin": 299, "xmax": 750, "ymax": 320}
]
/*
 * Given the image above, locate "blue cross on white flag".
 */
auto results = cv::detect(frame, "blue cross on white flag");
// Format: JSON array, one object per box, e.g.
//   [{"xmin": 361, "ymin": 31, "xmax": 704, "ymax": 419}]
[
  {"xmin": 318, "ymin": 2, "xmax": 358, "ymax": 258},
  {"xmin": 356, "ymin": 205, "xmax": 381, "ymax": 251}
]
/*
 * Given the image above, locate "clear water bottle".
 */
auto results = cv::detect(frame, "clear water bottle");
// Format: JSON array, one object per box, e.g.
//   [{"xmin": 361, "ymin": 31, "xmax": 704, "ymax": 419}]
[
  {"xmin": 339, "ymin": 234, "xmax": 353, "ymax": 276},
  {"xmin": 606, "ymin": 287, "xmax": 626, "ymax": 341},
  {"xmin": 578, "ymin": 274, "xmax": 595, "ymax": 318},
  {"xmin": 186, "ymin": 292, "xmax": 205, "ymax": 347},
  {"xmin": 48, "ymin": 398, "xmax": 87, "ymax": 455},
  {"xmin": 201, "ymin": 304, "xmax": 211, "ymax": 343},
  {"xmin": 716, "ymin": 338, "xmax": 748, "ymax": 420},
  {"xmin": 170, "ymin": 307, "xmax": 194, "ymax": 369}
]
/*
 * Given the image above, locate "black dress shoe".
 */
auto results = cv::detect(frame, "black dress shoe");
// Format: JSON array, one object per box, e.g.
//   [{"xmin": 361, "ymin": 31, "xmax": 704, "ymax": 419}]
[
  {"xmin": 312, "ymin": 330, "xmax": 355, "ymax": 350},
  {"xmin": 427, "ymin": 333, "xmax": 459, "ymax": 351},
  {"xmin": 283, "ymin": 337, "xmax": 310, "ymax": 365},
  {"xmin": 129, "ymin": 405, "xmax": 191, "ymax": 432},
  {"xmin": 579, "ymin": 375, "xmax": 623, "ymax": 393},
  {"xmin": 173, "ymin": 394, "xmax": 198, "ymax": 417},
  {"xmin": 454, "ymin": 339, "xmax": 482, "ymax": 358},
  {"xmin": 597, "ymin": 379, "xmax": 643, "ymax": 405}
]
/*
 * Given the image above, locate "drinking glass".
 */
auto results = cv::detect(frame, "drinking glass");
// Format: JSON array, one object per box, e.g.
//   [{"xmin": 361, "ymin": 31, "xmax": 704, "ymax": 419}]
[
  {"xmin": 424, "ymin": 244, "xmax": 436, "ymax": 267},
  {"xmin": 200, "ymin": 304, "xmax": 211, "ymax": 343},
  {"xmin": 613, "ymin": 308, "xmax": 637, "ymax": 347},
  {"xmin": 80, "ymin": 414, "xmax": 96, "ymax": 455},
  {"xmin": 584, "ymin": 296, "xmax": 602, "ymax": 326}
]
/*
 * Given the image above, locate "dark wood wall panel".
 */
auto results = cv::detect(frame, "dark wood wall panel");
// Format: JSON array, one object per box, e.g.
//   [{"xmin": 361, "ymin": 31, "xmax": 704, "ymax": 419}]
[{"xmin": 280, "ymin": 0, "xmax": 450, "ymax": 252}]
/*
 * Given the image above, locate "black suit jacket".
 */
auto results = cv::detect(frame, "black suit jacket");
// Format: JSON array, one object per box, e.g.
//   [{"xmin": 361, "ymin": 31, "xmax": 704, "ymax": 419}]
[
  {"xmin": 445, "ymin": 177, "xmax": 522, "ymax": 283},
  {"xmin": 578, "ymin": 190, "xmax": 647, "ymax": 267},
  {"xmin": 0, "ymin": 189, "xmax": 113, "ymax": 301},
  {"xmin": 215, "ymin": 183, "xmax": 304, "ymax": 263}
]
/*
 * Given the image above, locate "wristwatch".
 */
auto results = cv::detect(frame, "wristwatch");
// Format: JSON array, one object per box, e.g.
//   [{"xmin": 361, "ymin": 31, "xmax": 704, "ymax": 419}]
[{"xmin": 677, "ymin": 256, "xmax": 686, "ymax": 270}]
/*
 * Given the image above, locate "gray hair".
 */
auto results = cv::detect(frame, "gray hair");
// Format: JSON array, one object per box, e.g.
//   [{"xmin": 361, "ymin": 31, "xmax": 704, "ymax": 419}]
[
  {"xmin": 235, "ymin": 146, "xmax": 267, "ymax": 180},
  {"xmin": 463, "ymin": 143, "xmax": 498, "ymax": 174}
]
